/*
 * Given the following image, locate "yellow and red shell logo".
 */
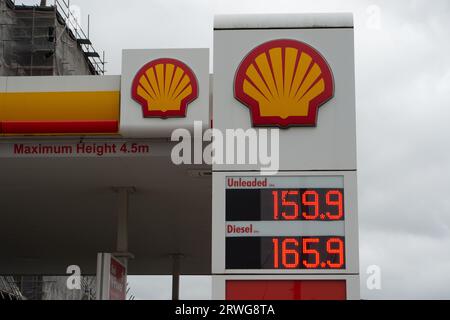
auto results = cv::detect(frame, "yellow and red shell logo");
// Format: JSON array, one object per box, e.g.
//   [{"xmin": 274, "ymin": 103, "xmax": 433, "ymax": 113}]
[
  {"xmin": 235, "ymin": 39, "xmax": 334, "ymax": 127},
  {"xmin": 132, "ymin": 58, "xmax": 198, "ymax": 118}
]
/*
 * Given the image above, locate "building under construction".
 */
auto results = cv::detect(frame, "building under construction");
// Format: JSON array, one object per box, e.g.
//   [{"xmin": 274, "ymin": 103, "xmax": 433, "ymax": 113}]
[
  {"xmin": 0, "ymin": 0, "xmax": 104, "ymax": 300},
  {"xmin": 0, "ymin": 0, "xmax": 105, "ymax": 76},
  {"xmin": 0, "ymin": 276, "xmax": 23, "ymax": 300}
]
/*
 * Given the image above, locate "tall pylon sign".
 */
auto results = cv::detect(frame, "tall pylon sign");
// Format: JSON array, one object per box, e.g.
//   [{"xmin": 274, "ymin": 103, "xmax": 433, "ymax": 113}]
[{"xmin": 212, "ymin": 13, "xmax": 360, "ymax": 300}]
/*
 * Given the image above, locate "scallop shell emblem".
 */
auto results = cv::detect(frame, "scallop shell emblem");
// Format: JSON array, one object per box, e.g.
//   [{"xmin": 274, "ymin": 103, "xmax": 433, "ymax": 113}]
[
  {"xmin": 132, "ymin": 58, "xmax": 198, "ymax": 118},
  {"xmin": 235, "ymin": 39, "xmax": 334, "ymax": 127}
]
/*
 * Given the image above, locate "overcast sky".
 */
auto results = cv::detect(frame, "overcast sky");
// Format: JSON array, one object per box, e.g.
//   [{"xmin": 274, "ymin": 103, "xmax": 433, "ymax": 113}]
[{"xmin": 18, "ymin": 0, "xmax": 450, "ymax": 300}]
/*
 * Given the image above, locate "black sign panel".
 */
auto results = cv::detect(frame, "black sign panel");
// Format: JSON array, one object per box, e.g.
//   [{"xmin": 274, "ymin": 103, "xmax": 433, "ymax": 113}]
[{"xmin": 226, "ymin": 236, "xmax": 346, "ymax": 270}]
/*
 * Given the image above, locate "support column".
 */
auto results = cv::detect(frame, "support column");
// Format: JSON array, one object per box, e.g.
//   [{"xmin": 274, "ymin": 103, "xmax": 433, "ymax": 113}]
[
  {"xmin": 171, "ymin": 254, "xmax": 183, "ymax": 300},
  {"xmin": 113, "ymin": 187, "xmax": 135, "ymax": 267}
]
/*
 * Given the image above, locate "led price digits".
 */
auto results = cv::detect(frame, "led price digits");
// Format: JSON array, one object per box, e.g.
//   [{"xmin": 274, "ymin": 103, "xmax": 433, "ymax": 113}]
[
  {"xmin": 272, "ymin": 237, "xmax": 345, "ymax": 270},
  {"xmin": 225, "ymin": 183, "xmax": 347, "ymax": 271},
  {"xmin": 272, "ymin": 189, "xmax": 344, "ymax": 221}
]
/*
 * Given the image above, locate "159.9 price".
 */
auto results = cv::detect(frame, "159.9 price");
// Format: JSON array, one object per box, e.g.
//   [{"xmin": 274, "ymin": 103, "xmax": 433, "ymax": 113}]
[{"xmin": 272, "ymin": 189, "xmax": 344, "ymax": 221}]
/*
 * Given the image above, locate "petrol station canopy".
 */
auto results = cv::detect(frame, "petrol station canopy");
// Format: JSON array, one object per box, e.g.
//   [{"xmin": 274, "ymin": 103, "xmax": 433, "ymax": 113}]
[
  {"xmin": 0, "ymin": 13, "xmax": 357, "ymax": 293},
  {"xmin": 0, "ymin": 140, "xmax": 212, "ymax": 275}
]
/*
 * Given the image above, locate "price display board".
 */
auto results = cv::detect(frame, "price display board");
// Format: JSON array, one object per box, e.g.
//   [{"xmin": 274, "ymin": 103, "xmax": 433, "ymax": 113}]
[{"xmin": 225, "ymin": 176, "xmax": 347, "ymax": 271}]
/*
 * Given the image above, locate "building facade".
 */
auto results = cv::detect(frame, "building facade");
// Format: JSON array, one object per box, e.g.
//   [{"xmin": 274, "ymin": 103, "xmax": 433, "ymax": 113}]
[{"xmin": 0, "ymin": 0, "xmax": 104, "ymax": 76}]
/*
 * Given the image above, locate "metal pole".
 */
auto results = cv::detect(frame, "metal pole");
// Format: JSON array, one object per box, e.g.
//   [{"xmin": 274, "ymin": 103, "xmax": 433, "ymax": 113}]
[
  {"xmin": 114, "ymin": 187, "xmax": 135, "ymax": 267},
  {"xmin": 30, "ymin": 8, "xmax": 35, "ymax": 76},
  {"xmin": 102, "ymin": 51, "xmax": 105, "ymax": 74},
  {"xmin": 116, "ymin": 188, "xmax": 128, "ymax": 254},
  {"xmin": 171, "ymin": 254, "xmax": 182, "ymax": 300},
  {"xmin": 53, "ymin": 4, "xmax": 57, "ymax": 75}
]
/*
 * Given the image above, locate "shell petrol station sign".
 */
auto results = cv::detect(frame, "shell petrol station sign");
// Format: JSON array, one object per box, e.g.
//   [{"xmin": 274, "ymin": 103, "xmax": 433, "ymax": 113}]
[
  {"xmin": 0, "ymin": 13, "xmax": 359, "ymax": 300},
  {"xmin": 120, "ymin": 48, "xmax": 209, "ymax": 138},
  {"xmin": 234, "ymin": 39, "xmax": 334, "ymax": 128},
  {"xmin": 131, "ymin": 58, "xmax": 199, "ymax": 119},
  {"xmin": 212, "ymin": 13, "xmax": 359, "ymax": 300},
  {"xmin": 0, "ymin": 49, "xmax": 209, "ymax": 157}
]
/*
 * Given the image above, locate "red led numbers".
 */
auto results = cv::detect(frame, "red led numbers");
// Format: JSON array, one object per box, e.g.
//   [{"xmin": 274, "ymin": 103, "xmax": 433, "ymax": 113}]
[
  {"xmin": 272, "ymin": 189, "xmax": 344, "ymax": 221},
  {"xmin": 272, "ymin": 237, "xmax": 345, "ymax": 270},
  {"xmin": 326, "ymin": 190, "xmax": 344, "ymax": 220},
  {"xmin": 302, "ymin": 238, "xmax": 320, "ymax": 268},
  {"xmin": 272, "ymin": 191, "xmax": 299, "ymax": 220},
  {"xmin": 272, "ymin": 238, "xmax": 300, "ymax": 269},
  {"xmin": 326, "ymin": 238, "xmax": 345, "ymax": 269},
  {"xmin": 302, "ymin": 191, "xmax": 319, "ymax": 220}
]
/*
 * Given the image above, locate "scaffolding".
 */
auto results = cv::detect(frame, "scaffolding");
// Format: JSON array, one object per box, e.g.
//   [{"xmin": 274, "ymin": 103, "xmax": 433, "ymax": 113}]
[
  {"xmin": 0, "ymin": 276, "xmax": 23, "ymax": 300},
  {"xmin": 13, "ymin": 276, "xmax": 97, "ymax": 300},
  {"xmin": 0, "ymin": 0, "xmax": 106, "ymax": 76}
]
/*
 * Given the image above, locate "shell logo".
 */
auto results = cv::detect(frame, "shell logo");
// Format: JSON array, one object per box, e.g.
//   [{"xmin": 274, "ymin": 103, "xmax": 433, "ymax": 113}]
[
  {"xmin": 235, "ymin": 39, "xmax": 334, "ymax": 128},
  {"xmin": 132, "ymin": 58, "xmax": 198, "ymax": 118}
]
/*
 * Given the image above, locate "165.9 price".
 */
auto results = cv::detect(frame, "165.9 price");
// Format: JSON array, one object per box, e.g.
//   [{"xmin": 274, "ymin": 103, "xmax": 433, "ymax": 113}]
[{"xmin": 272, "ymin": 237, "xmax": 345, "ymax": 269}]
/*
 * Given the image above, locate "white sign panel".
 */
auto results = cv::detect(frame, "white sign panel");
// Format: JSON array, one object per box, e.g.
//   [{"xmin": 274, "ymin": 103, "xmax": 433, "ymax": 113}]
[
  {"xmin": 213, "ymin": 14, "xmax": 357, "ymax": 171},
  {"xmin": 120, "ymin": 49, "xmax": 210, "ymax": 138}
]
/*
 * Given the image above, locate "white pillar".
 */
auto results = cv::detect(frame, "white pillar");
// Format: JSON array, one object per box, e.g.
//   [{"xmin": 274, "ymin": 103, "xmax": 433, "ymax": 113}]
[
  {"xmin": 171, "ymin": 254, "xmax": 183, "ymax": 300},
  {"xmin": 113, "ymin": 187, "xmax": 135, "ymax": 267}
]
